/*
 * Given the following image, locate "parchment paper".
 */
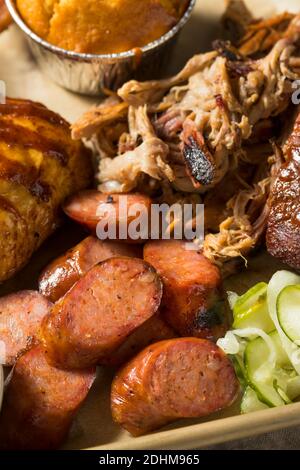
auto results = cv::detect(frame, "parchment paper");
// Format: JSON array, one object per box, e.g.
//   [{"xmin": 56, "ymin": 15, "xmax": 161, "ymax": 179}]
[{"xmin": 0, "ymin": 0, "xmax": 298, "ymax": 450}]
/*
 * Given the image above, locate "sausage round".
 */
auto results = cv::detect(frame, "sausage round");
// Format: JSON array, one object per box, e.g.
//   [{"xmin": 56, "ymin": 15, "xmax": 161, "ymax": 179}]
[
  {"xmin": 0, "ymin": 291, "xmax": 51, "ymax": 366},
  {"xmin": 144, "ymin": 240, "xmax": 228, "ymax": 339},
  {"xmin": 41, "ymin": 257, "xmax": 163, "ymax": 369},
  {"xmin": 102, "ymin": 312, "xmax": 176, "ymax": 367},
  {"xmin": 39, "ymin": 236, "xmax": 143, "ymax": 302},
  {"xmin": 0, "ymin": 345, "xmax": 96, "ymax": 450},
  {"xmin": 111, "ymin": 338, "xmax": 239, "ymax": 436},
  {"xmin": 63, "ymin": 191, "xmax": 152, "ymax": 243}
]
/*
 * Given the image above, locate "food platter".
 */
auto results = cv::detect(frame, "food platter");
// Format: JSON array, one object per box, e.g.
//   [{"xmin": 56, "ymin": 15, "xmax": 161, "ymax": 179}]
[
  {"xmin": 67, "ymin": 252, "xmax": 300, "ymax": 451},
  {"xmin": 1, "ymin": 0, "xmax": 300, "ymax": 450}
]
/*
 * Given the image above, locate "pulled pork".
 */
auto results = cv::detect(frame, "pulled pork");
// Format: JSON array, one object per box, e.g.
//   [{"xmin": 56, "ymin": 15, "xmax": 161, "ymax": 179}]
[
  {"xmin": 72, "ymin": 5, "xmax": 300, "ymax": 271},
  {"xmin": 204, "ymin": 174, "xmax": 271, "ymax": 267},
  {"xmin": 223, "ymin": 0, "xmax": 300, "ymax": 60},
  {"xmin": 73, "ymin": 36, "xmax": 298, "ymax": 194},
  {"xmin": 97, "ymin": 106, "xmax": 174, "ymax": 193}
]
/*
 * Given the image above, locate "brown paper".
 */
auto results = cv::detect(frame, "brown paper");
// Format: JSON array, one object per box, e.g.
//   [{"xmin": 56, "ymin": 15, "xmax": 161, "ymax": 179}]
[{"xmin": 0, "ymin": 0, "xmax": 299, "ymax": 450}]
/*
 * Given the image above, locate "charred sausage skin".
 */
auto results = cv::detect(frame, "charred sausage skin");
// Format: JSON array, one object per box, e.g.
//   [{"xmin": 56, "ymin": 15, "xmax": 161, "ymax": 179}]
[
  {"xmin": 63, "ymin": 191, "xmax": 152, "ymax": 243},
  {"xmin": 39, "ymin": 236, "xmax": 142, "ymax": 302},
  {"xmin": 144, "ymin": 240, "xmax": 228, "ymax": 339},
  {"xmin": 111, "ymin": 338, "xmax": 239, "ymax": 436},
  {"xmin": 41, "ymin": 257, "xmax": 163, "ymax": 369},
  {"xmin": 0, "ymin": 290, "xmax": 51, "ymax": 366},
  {"xmin": 102, "ymin": 312, "xmax": 176, "ymax": 367},
  {"xmin": 0, "ymin": 346, "xmax": 95, "ymax": 450}
]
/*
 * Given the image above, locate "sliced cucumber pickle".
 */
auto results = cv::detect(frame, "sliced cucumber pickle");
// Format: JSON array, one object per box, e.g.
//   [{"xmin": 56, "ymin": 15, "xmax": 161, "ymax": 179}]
[
  {"xmin": 269, "ymin": 331, "xmax": 290, "ymax": 369},
  {"xmin": 233, "ymin": 299, "xmax": 274, "ymax": 332},
  {"xmin": 232, "ymin": 356, "xmax": 248, "ymax": 389},
  {"xmin": 277, "ymin": 285, "xmax": 300, "ymax": 343},
  {"xmin": 287, "ymin": 376, "xmax": 300, "ymax": 401},
  {"xmin": 245, "ymin": 335, "xmax": 285, "ymax": 407},
  {"xmin": 225, "ymin": 272, "xmax": 300, "ymax": 410},
  {"xmin": 233, "ymin": 282, "xmax": 274, "ymax": 332},
  {"xmin": 234, "ymin": 282, "xmax": 267, "ymax": 315},
  {"xmin": 268, "ymin": 271, "xmax": 300, "ymax": 375},
  {"xmin": 241, "ymin": 387, "xmax": 269, "ymax": 414}
]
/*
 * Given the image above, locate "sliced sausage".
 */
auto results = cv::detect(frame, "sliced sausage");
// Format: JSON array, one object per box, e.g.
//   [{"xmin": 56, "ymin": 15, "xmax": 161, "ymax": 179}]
[
  {"xmin": 39, "ymin": 236, "xmax": 143, "ymax": 303},
  {"xmin": 41, "ymin": 257, "xmax": 163, "ymax": 369},
  {"xmin": 144, "ymin": 240, "xmax": 228, "ymax": 339},
  {"xmin": 111, "ymin": 338, "xmax": 239, "ymax": 436},
  {"xmin": 103, "ymin": 312, "xmax": 176, "ymax": 367},
  {"xmin": 63, "ymin": 191, "xmax": 152, "ymax": 243},
  {"xmin": 0, "ymin": 291, "xmax": 51, "ymax": 366},
  {"xmin": 0, "ymin": 346, "xmax": 96, "ymax": 450}
]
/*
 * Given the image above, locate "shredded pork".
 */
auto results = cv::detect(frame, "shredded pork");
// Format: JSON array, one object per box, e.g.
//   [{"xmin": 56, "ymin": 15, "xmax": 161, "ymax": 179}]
[
  {"xmin": 71, "ymin": 1, "xmax": 300, "ymax": 270},
  {"xmin": 98, "ymin": 106, "xmax": 174, "ymax": 193}
]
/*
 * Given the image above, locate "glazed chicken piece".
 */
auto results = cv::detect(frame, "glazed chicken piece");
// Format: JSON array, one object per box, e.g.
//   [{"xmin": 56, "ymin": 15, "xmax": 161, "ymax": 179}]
[
  {"xmin": 0, "ymin": 98, "xmax": 92, "ymax": 281},
  {"xmin": 266, "ymin": 111, "xmax": 300, "ymax": 270},
  {"xmin": 0, "ymin": 0, "xmax": 12, "ymax": 32}
]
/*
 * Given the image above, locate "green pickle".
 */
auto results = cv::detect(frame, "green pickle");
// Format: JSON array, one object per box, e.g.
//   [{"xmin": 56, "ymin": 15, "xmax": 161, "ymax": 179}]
[{"xmin": 233, "ymin": 282, "xmax": 275, "ymax": 332}]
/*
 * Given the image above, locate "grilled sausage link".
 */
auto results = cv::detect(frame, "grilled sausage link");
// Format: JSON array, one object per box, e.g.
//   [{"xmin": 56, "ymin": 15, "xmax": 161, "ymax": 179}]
[
  {"xmin": 0, "ymin": 290, "xmax": 51, "ymax": 366},
  {"xmin": 63, "ymin": 191, "xmax": 152, "ymax": 242},
  {"xmin": 41, "ymin": 257, "xmax": 163, "ymax": 369},
  {"xmin": 39, "ymin": 236, "xmax": 142, "ymax": 302},
  {"xmin": 144, "ymin": 240, "xmax": 228, "ymax": 339},
  {"xmin": 0, "ymin": 346, "xmax": 96, "ymax": 450},
  {"xmin": 102, "ymin": 312, "xmax": 176, "ymax": 367},
  {"xmin": 111, "ymin": 338, "xmax": 239, "ymax": 436}
]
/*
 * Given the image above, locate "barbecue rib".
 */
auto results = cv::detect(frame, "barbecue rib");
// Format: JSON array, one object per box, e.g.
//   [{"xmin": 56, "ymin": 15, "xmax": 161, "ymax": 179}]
[{"xmin": 266, "ymin": 111, "xmax": 300, "ymax": 270}]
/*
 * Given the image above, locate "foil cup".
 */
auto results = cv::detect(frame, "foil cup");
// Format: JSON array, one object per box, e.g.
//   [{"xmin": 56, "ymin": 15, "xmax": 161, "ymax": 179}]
[{"xmin": 6, "ymin": 0, "xmax": 196, "ymax": 96}]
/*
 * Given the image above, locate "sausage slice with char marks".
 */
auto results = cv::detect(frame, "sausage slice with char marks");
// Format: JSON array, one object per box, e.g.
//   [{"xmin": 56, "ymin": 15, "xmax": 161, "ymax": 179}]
[
  {"xmin": 41, "ymin": 257, "xmax": 163, "ymax": 369},
  {"xmin": 0, "ymin": 346, "xmax": 96, "ymax": 450},
  {"xmin": 0, "ymin": 291, "xmax": 51, "ymax": 366},
  {"xmin": 63, "ymin": 191, "xmax": 152, "ymax": 243},
  {"xmin": 39, "ymin": 236, "xmax": 142, "ymax": 302},
  {"xmin": 111, "ymin": 338, "xmax": 239, "ymax": 436},
  {"xmin": 103, "ymin": 312, "xmax": 176, "ymax": 367},
  {"xmin": 144, "ymin": 240, "xmax": 228, "ymax": 339}
]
